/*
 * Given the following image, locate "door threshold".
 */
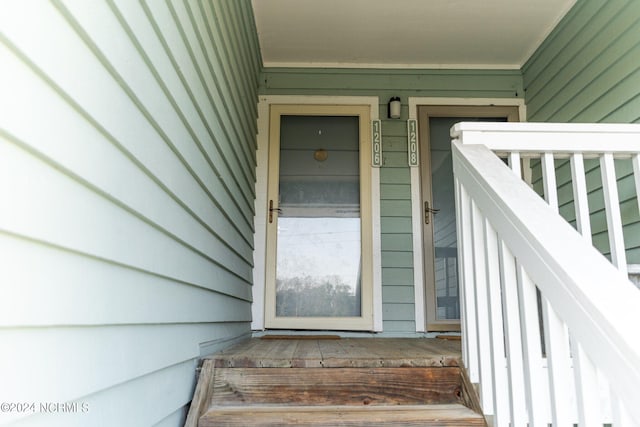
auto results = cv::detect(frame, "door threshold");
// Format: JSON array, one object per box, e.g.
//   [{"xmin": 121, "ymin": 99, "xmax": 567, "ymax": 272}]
[{"xmin": 260, "ymin": 335, "xmax": 341, "ymax": 340}]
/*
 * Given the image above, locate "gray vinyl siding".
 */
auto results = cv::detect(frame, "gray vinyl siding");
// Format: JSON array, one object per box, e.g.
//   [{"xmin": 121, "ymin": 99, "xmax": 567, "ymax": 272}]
[
  {"xmin": 260, "ymin": 68, "xmax": 523, "ymax": 332},
  {"xmin": 0, "ymin": 1, "xmax": 260, "ymax": 426},
  {"xmin": 523, "ymin": 0, "xmax": 640, "ymax": 264}
]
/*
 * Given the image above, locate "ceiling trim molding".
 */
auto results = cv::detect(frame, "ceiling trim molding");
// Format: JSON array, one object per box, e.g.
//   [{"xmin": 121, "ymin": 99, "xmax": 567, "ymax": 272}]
[{"xmin": 262, "ymin": 61, "xmax": 522, "ymax": 70}]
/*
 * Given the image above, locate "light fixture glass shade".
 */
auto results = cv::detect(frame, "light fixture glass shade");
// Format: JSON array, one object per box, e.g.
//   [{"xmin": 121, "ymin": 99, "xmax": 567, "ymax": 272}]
[{"xmin": 389, "ymin": 97, "xmax": 401, "ymax": 119}]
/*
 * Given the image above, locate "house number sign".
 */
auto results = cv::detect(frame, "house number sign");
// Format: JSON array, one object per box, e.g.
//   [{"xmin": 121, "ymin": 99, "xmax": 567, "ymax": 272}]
[
  {"xmin": 407, "ymin": 119, "xmax": 419, "ymax": 167},
  {"xmin": 371, "ymin": 119, "xmax": 382, "ymax": 167}
]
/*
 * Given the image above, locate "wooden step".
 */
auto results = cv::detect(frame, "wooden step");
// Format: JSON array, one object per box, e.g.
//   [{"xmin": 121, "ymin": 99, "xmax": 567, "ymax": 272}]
[
  {"xmin": 211, "ymin": 367, "xmax": 464, "ymax": 406},
  {"xmin": 200, "ymin": 404, "xmax": 486, "ymax": 426},
  {"xmin": 186, "ymin": 340, "xmax": 485, "ymax": 427}
]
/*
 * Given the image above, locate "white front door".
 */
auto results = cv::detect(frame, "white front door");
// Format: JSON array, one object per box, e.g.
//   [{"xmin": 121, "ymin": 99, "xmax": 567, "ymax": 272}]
[{"xmin": 264, "ymin": 104, "xmax": 374, "ymax": 330}]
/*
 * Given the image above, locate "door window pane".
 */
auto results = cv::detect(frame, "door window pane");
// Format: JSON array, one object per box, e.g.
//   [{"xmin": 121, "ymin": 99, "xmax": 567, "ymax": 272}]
[
  {"xmin": 429, "ymin": 118, "xmax": 460, "ymax": 320},
  {"xmin": 429, "ymin": 117, "xmax": 506, "ymax": 320},
  {"xmin": 275, "ymin": 116, "xmax": 361, "ymax": 317}
]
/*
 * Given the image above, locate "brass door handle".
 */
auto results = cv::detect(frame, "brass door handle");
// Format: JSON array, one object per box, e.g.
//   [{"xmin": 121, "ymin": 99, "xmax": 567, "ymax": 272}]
[
  {"xmin": 424, "ymin": 201, "xmax": 439, "ymax": 224},
  {"xmin": 268, "ymin": 200, "xmax": 282, "ymax": 223}
]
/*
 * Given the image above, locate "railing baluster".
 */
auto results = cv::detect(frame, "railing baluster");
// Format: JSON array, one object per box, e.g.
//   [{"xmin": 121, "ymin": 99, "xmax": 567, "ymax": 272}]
[
  {"xmin": 633, "ymin": 154, "xmax": 640, "ymax": 220},
  {"xmin": 508, "ymin": 151, "xmax": 521, "ymax": 178},
  {"xmin": 541, "ymin": 300, "xmax": 575, "ymax": 425},
  {"xmin": 570, "ymin": 153, "xmax": 592, "ymax": 242},
  {"xmin": 611, "ymin": 392, "xmax": 633, "ymax": 427},
  {"xmin": 471, "ymin": 201, "xmax": 494, "ymax": 412},
  {"xmin": 516, "ymin": 264, "xmax": 548, "ymax": 427},
  {"xmin": 498, "ymin": 241, "xmax": 527, "ymax": 424},
  {"xmin": 454, "ymin": 178, "xmax": 469, "ymax": 368},
  {"xmin": 457, "ymin": 181, "xmax": 478, "ymax": 382},
  {"xmin": 540, "ymin": 152, "xmax": 576, "ymax": 424},
  {"xmin": 570, "ymin": 152, "xmax": 603, "ymax": 426},
  {"xmin": 483, "ymin": 220, "xmax": 509, "ymax": 426},
  {"xmin": 600, "ymin": 153, "xmax": 627, "ymax": 272},
  {"xmin": 571, "ymin": 340, "xmax": 603, "ymax": 426},
  {"xmin": 541, "ymin": 152, "xmax": 558, "ymax": 211}
]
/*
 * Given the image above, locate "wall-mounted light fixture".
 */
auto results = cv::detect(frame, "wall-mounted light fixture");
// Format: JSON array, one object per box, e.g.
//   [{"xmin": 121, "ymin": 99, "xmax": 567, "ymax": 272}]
[{"xmin": 388, "ymin": 97, "xmax": 401, "ymax": 119}]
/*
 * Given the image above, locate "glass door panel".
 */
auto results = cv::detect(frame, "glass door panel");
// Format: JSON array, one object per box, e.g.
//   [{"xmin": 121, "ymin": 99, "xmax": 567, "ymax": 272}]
[
  {"xmin": 275, "ymin": 115, "xmax": 361, "ymax": 317},
  {"xmin": 429, "ymin": 117, "xmax": 506, "ymax": 321},
  {"xmin": 428, "ymin": 118, "xmax": 462, "ymax": 321}
]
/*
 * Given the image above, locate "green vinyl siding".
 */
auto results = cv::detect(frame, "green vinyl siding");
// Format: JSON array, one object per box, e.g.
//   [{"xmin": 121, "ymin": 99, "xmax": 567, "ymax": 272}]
[
  {"xmin": 260, "ymin": 68, "xmax": 523, "ymax": 332},
  {"xmin": 523, "ymin": 0, "xmax": 640, "ymax": 264},
  {"xmin": 0, "ymin": 1, "xmax": 261, "ymax": 426}
]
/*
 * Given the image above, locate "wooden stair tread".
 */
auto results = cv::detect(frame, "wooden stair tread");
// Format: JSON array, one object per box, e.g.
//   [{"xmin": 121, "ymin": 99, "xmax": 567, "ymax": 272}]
[
  {"xmin": 200, "ymin": 403, "xmax": 485, "ymax": 426},
  {"xmin": 210, "ymin": 338, "xmax": 461, "ymax": 368}
]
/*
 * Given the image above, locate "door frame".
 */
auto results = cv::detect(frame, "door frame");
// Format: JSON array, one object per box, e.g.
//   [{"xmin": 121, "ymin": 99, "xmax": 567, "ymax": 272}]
[
  {"xmin": 252, "ymin": 96, "xmax": 383, "ymax": 332},
  {"xmin": 265, "ymin": 104, "xmax": 373, "ymax": 330},
  {"xmin": 408, "ymin": 98, "xmax": 526, "ymax": 332}
]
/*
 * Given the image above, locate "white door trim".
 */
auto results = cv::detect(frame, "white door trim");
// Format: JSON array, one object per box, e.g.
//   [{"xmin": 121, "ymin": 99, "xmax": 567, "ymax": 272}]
[
  {"xmin": 252, "ymin": 95, "xmax": 382, "ymax": 331},
  {"xmin": 407, "ymin": 97, "xmax": 526, "ymax": 332}
]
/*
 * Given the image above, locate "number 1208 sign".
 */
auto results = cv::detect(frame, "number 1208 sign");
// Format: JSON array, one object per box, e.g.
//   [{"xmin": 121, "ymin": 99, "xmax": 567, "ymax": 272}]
[{"xmin": 407, "ymin": 119, "xmax": 419, "ymax": 167}]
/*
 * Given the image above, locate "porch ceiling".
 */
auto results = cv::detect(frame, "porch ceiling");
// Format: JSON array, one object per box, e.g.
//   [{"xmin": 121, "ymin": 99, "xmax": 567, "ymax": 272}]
[{"xmin": 251, "ymin": 0, "xmax": 576, "ymax": 69}]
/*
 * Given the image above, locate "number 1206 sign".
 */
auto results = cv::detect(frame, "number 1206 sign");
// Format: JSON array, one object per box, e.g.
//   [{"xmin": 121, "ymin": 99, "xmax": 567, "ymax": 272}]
[{"xmin": 371, "ymin": 120, "xmax": 382, "ymax": 167}]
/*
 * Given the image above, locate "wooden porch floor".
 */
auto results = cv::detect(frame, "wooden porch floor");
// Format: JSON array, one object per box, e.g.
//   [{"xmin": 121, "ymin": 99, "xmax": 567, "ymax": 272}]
[{"xmin": 206, "ymin": 337, "xmax": 462, "ymax": 368}]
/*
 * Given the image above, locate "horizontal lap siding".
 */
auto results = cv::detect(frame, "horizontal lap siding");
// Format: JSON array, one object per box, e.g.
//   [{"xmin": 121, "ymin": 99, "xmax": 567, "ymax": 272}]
[
  {"xmin": 0, "ymin": 0, "xmax": 261, "ymax": 426},
  {"xmin": 523, "ymin": 0, "xmax": 640, "ymax": 264},
  {"xmin": 260, "ymin": 68, "xmax": 522, "ymax": 333}
]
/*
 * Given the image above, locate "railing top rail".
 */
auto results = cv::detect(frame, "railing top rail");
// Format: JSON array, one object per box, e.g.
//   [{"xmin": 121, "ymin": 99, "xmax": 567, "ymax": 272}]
[{"xmin": 451, "ymin": 122, "xmax": 640, "ymax": 155}]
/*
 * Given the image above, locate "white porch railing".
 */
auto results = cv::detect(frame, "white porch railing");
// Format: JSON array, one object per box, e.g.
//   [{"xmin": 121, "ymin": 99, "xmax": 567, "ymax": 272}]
[{"xmin": 451, "ymin": 123, "xmax": 640, "ymax": 426}]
